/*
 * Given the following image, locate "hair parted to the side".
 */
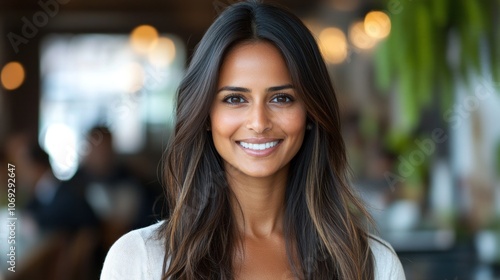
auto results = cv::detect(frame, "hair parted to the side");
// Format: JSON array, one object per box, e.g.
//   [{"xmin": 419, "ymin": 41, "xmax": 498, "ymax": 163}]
[{"xmin": 160, "ymin": 1, "xmax": 375, "ymax": 279}]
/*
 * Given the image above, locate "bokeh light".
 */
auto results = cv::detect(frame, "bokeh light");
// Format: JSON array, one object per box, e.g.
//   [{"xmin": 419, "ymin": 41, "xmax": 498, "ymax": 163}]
[
  {"xmin": 349, "ymin": 21, "xmax": 376, "ymax": 50},
  {"xmin": 318, "ymin": 27, "xmax": 348, "ymax": 64},
  {"xmin": 147, "ymin": 36, "xmax": 176, "ymax": 67},
  {"xmin": 43, "ymin": 124, "xmax": 79, "ymax": 180},
  {"xmin": 129, "ymin": 25, "xmax": 159, "ymax": 55},
  {"xmin": 364, "ymin": 11, "xmax": 391, "ymax": 39},
  {"xmin": 1, "ymin": 61, "xmax": 25, "ymax": 90}
]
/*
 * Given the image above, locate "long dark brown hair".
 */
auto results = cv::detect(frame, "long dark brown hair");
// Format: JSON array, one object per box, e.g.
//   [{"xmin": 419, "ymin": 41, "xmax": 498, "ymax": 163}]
[{"xmin": 160, "ymin": 1, "xmax": 375, "ymax": 279}]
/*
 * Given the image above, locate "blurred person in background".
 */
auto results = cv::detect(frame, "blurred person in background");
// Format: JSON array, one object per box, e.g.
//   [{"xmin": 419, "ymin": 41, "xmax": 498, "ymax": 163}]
[
  {"xmin": 69, "ymin": 126, "xmax": 151, "ymax": 248},
  {"xmin": 1, "ymin": 127, "xmax": 151, "ymax": 279},
  {"xmin": 1, "ymin": 133, "xmax": 102, "ymax": 279},
  {"xmin": 23, "ymin": 143, "xmax": 99, "ymax": 233},
  {"xmin": 101, "ymin": 1, "xmax": 405, "ymax": 279}
]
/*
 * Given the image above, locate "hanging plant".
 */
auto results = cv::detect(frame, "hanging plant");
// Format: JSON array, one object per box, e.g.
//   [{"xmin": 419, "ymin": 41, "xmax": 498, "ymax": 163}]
[{"xmin": 374, "ymin": 0, "xmax": 500, "ymax": 159}]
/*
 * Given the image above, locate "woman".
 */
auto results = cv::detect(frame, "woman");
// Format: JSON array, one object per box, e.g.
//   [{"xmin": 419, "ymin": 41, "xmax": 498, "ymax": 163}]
[{"xmin": 101, "ymin": 1, "xmax": 405, "ymax": 279}]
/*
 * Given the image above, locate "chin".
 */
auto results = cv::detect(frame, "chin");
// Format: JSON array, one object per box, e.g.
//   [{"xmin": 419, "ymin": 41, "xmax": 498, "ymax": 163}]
[{"xmin": 237, "ymin": 165, "xmax": 285, "ymax": 179}]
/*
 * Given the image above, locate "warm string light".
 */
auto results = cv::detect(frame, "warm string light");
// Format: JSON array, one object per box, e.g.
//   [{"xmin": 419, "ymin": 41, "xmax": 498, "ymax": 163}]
[
  {"xmin": 127, "ymin": 25, "xmax": 178, "ymax": 93},
  {"xmin": 129, "ymin": 25, "xmax": 176, "ymax": 66},
  {"xmin": 148, "ymin": 37, "xmax": 176, "ymax": 67},
  {"xmin": 349, "ymin": 21, "xmax": 377, "ymax": 50},
  {"xmin": 130, "ymin": 25, "xmax": 159, "ymax": 55},
  {"xmin": 349, "ymin": 11, "xmax": 390, "ymax": 50},
  {"xmin": 319, "ymin": 27, "xmax": 348, "ymax": 64},
  {"xmin": 317, "ymin": 11, "xmax": 390, "ymax": 64},
  {"xmin": 364, "ymin": 11, "xmax": 391, "ymax": 39},
  {"xmin": 1, "ymin": 61, "xmax": 25, "ymax": 90}
]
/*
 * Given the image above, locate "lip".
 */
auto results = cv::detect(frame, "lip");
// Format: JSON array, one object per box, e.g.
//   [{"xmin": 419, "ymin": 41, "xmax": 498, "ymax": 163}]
[
  {"xmin": 237, "ymin": 137, "xmax": 281, "ymax": 144},
  {"xmin": 236, "ymin": 138, "xmax": 283, "ymax": 157}
]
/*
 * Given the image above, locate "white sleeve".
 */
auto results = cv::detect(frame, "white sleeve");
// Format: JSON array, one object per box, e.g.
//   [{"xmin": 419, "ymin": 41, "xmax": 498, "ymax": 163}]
[
  {"xmin": 100, "ymin": 230, "xmax": 150, "ymax": 280},
  {"xmin": 370, "ymin": 236, "xmax": 406, "ymax": 280}
]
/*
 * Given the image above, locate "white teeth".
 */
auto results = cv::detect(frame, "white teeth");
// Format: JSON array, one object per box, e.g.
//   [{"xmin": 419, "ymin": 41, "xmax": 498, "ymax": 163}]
[{"xmin": 239, "ymin": 141, "xmax": 279, "ymax": 150}]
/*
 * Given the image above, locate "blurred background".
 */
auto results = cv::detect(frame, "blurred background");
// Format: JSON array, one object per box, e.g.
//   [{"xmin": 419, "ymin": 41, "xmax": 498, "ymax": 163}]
[{"xmin": 0, "ymin": 0, "xmax": 499, "ymax": 279}]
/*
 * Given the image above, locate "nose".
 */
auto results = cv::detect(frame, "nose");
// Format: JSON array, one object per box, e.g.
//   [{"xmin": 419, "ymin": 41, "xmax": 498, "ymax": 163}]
[{"xmin": 246, "ymin": 103, "xmax": 272, "ymax": 133}]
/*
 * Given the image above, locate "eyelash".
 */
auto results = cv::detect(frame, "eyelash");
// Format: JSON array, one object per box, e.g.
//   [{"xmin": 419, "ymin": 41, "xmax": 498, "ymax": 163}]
[
  {"xmin": 223, "ymin": 94, "xmax": 246, "ymax": 104},
  {"xmin": 222, "ymin": 93, "xmax": 295, "ymax": 104},
  {"xmin": 271, "ymin": 93, "xmax": 294, "ymax": 103}
]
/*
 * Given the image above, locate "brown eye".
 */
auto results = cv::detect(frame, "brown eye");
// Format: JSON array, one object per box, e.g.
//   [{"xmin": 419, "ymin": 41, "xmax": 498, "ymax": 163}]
[
  {"xmin": 271, "ymin": 94, "xmax": 293, "ymax": 104},
  {"xmin": 223, "ymin": 94, "xmax": 246, "ymax": 104}
]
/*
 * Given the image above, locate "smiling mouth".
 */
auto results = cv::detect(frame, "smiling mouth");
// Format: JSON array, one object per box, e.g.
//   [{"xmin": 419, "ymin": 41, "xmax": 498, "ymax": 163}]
[{"xmin": 237, "ymin": 140, "xmax": 281, "ymax": 150}]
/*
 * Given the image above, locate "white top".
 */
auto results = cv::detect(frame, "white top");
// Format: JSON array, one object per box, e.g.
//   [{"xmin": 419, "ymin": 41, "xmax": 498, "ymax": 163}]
[{"xmin": 101, "ymin": 221, "xmax": 406, "ymax": 279}]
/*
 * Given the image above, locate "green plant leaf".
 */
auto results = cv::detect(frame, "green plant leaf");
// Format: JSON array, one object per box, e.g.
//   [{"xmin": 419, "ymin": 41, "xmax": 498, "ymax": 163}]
[
  {"xmin": 431, "ymin": 0, "xmax": 449, "ymax": 27},
  {"xmin": 374, "ymin": 40, "xmax": 392, "ymax": 91},
  {"xmin": 415, "ymin": 2, "xmax": 434, "ymax": 106}
]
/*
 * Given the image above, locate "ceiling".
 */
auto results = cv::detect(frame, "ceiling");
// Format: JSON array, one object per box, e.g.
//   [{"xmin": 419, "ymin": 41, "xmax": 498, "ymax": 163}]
[
  {"xmin": 0, "ymin": 0, "xmax": 320, "ymax": 12},
  {"xmin": 0, "ymin": 0, "xmax": 326, "ymax": 51}
]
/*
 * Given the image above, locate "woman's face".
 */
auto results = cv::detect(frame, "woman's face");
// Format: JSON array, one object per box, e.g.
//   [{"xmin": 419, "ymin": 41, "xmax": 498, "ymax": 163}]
[{"xmin": 210, "ymin": 42, "xmax": 307, "ymax": 180}]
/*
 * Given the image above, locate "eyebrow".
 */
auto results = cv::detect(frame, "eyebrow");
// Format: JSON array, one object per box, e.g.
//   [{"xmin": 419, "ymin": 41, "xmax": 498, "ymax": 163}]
[{"xmin": 216, "ymin": 84, "xmax": 294, "ymax": 93}]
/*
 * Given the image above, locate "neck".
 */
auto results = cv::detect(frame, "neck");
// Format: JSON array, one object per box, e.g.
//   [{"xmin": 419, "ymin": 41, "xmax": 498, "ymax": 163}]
[{"xmin": 226, "ymin": 165, "xmax": 288, "ymax": 239}]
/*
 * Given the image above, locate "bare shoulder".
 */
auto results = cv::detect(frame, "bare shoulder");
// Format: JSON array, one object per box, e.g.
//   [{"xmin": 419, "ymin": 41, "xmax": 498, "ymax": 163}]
[
  {"xmin": 100, "ymin": 221, "xmax": 165, "ymax": 280},
  {"xmin": 369, "ymin": 235, "xmax": 406, "ymax": 280}
]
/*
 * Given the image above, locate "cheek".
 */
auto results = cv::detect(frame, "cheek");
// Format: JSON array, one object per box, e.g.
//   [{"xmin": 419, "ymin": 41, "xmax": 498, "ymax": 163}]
[
  {"xmin": 210, "ymin": 109, "xmax": 242, "ymax": 140},
  {"xmin": 278, "ymin": 108, "xmax": 307, "ymax": 136}
]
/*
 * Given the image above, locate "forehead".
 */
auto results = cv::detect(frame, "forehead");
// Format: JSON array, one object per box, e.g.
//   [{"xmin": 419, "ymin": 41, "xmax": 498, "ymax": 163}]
[{"xmin": 218, "ymin": 41, "xmax": 292, "ymax": 86}]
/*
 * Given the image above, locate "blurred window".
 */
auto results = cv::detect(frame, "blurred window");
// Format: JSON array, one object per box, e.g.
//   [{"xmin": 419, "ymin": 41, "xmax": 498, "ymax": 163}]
[{"xmin": 39, "ymin": 33, "xmax": 185, "ymax": 180}]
